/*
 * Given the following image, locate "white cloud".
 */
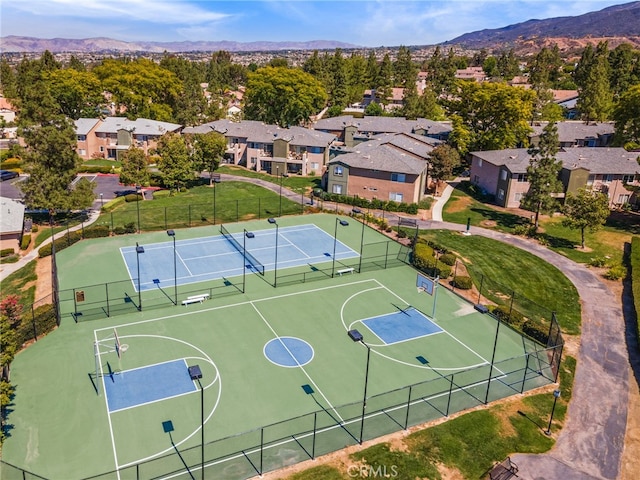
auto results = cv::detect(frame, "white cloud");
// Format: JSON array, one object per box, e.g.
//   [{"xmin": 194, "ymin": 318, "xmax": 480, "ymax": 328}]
[{"xmin": 5, "ymin": 0, "xmax": 231, "ymax": 26}]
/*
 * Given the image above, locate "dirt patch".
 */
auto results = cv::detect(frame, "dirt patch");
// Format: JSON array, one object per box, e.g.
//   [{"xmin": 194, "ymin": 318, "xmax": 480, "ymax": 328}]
[
  {"xmin": 35, "ymin": 256, "xmax": 52, "ymax": 301},
  {"xmin": 446, "ymin": 195, "xmax": 474, "ymax": 214},
  {"xmin": 480, "ymin": 220, "xmax": 497, "ymax": 228}
]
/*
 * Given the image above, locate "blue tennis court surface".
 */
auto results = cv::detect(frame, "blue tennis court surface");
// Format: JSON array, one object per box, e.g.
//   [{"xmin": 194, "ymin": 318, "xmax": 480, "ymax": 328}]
[
  {"xmin": 121, "ymin": 224, "xmax": 359, "ymax": 291},
  {"xmin": 104, "ymin": 359, "xmax": 196, "ymax": 412},
  {"xmin": 363, "ymin": 308, "xmax": 443, "ymax": 344}
]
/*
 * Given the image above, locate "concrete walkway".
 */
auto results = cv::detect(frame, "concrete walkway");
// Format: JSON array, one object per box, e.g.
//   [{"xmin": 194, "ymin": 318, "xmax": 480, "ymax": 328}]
[{"xmin": 0, "ymin": 176, "xmax": 632, "ymax": 480}]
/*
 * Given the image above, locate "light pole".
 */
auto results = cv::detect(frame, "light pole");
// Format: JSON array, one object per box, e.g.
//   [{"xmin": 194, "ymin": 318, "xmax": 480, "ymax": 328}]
[
  {"xmin": 188, "ymin": 365, "xmax": 205, "ymax": 480},
  {"xmin": 135, "ymin": 243, "xmax": 144, "ymax": 310},
  {"xmin": 135, "ymin": 185, "xmax": 142, "ymax": 234},
  {"xmin": 352, "ymin": 208, "xmax": 365, "ymax": 273},
  {"xmin": 167, "ymin": 230, "xmax": 177, "ymax": 305},
  {"xmin": 347, "ymin": 329, "xmax": 370, "ymax": 444},
  {"xmin": 99, "ymin": 193, "xmax": 104, "ymax": 209},
  {"xmin": 332, "ymin": 217, "xmax": 349, "ymax": 277},
  {"xmin": 545, "ymin": 389, "xmax": 561, "ymax": 435},
  {"xmin": 213, "ymin": 176, "xmax": 220, "ymax": 224},
  {"xmin": 279, "ymin": 171, "xmax": 289, "ymax": 217},
  {"xmin": 268, "ymin": 218, "xmax": 279, "ymax": 287}
]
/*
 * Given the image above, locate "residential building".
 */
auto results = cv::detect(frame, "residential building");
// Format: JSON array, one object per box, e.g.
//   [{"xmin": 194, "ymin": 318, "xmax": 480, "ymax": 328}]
[
  {"xmin": 530, "ymin": 121, "xmax": 615, "ymax": 148},
  {"xmin": 183, "ymin": 120, "xmax": 336, "ymax": 176},
  {"xmin": 326, "ymin": 132, "xmax": 439, "ymax": 203},
  {"xmin": 0, "ymin": 197, "xmax": 25, "ymax": 253},
  {"xmin": 469, "ymin": 147, "xmax": 640, "ymax": 208},
  {"xmin": 75, "ymin": 117, "xmax": 182, "ymax": 161},
  {"xmin": 314, "ymin": 115, "xmax": 451, "ymax": 148},
  {"xmin": 455, "ymin": 66, "xmax": 486, "ymax": 82},
  {"xmin": 0, "ymin": 96, "xmax": 17, "ymax": 124}
]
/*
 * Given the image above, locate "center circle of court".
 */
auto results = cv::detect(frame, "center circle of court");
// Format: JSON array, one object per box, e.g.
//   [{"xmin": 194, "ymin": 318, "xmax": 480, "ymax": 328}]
[{"xmin": 264, "ymin": 337, "xmax": 314, "ymax": 367}]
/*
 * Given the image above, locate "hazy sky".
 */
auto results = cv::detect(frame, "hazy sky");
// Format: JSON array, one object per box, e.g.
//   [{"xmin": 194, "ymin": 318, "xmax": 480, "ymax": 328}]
[{"xmin": 0, "ymin": 1, "xmax": 629, "ymax": 47}]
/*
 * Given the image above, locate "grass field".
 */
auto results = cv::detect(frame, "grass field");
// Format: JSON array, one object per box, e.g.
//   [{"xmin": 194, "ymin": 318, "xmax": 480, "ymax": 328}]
[{"xmin": 2, "ymin": 215, "xmax": 558, "ymax": 480}]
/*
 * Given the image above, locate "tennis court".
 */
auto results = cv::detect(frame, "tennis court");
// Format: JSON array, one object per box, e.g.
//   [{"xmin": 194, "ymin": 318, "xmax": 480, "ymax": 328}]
[
  {"xmin": 120, "ymin": 224, "xmax": 359, "ymax": 291},
  {"xmin": 1, "ymin": 214, "xmax": 559, "ymax": 480}
]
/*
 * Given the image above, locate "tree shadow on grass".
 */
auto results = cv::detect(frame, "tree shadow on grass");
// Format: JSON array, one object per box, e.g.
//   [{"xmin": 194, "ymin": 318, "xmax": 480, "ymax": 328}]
[
  {"xmin": 606, "ymin": 211, "xmax": 640, "ymax": 235},
  {"xmin": 469, "ymin": 207, "xmax": 531, "ymax": 229},
  {"xmin": 535, "ymin": 232, "xmax": 576, "ymax": 250}
]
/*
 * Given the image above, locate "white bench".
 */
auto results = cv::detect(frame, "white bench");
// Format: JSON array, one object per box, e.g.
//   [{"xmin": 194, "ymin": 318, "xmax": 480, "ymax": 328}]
[
  {"xmin": 181, "ymin": 293, "xmax": 210, "ymax": 306},
  {"xmin": 187, "ymin": 293, "xmax": 210, "ymax": 301},
  {"xmin": 336, "ymin": 267, "xmax": 354, "ymax": 276}
]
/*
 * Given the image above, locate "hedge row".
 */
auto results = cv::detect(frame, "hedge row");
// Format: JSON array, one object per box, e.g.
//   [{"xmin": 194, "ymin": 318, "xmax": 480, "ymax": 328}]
[
  {"xmin": 20, "ymin": 234, "xmax": 31, "ymax": 250},
  {"xmin": 413, "ymin": 242, "xmax": 452, "ymax": 278},
  {"xmin": 316, "ymin": 192, "xmax": 420, "ymax": 215},
  {"xmin": 632, "ymin": 237, "xmax": 640, "ymax": 350},
  {"xmin": 37, "ymin": 224, "xmax": 113, "ymax": 257},
  {"xmin": 16, "ymin": 304, "xmax": 57, "ymax": 347},
  {"xmin": 1, "ymin": 248, "xmax": 15, "ymax": 257}
]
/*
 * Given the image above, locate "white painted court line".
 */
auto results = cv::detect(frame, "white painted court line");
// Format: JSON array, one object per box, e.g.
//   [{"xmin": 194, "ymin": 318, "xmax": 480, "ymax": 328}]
[{"xmin": 250, "ymin": 302, "xmax": 345, "ymax": 424}]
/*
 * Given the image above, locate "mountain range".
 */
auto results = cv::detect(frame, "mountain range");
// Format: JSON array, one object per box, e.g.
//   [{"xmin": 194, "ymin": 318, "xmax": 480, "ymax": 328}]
[{"xmin": 1, "ymin": 1, "xmax": 640, "ymax": 53}]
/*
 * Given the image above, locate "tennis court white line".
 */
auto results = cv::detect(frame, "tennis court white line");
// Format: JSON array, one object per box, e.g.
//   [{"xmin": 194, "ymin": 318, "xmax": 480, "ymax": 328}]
[
  {"xmin": 94, "ymin": 329, "xmax": 122, "ymax": 480},
  {"xmin": 95, "ymin": 279, "xmax": 381, "ymax": 334},
  {"xmin": 279, "ymin": 232, "xmax": 312, "ymax": 258},
  {"xmin": 175, "ymin": 250, "xmax": 193, "ymax": 276},
  {"xmin": 250, "ymin": 302, "xmax": 345, "ymax": 424}
]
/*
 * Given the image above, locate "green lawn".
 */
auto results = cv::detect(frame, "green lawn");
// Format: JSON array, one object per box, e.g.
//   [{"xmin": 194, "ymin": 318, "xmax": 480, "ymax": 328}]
[
  {"xmin": 98, "ymin": 181, "xmax": 304, "ymax": 231},
  {"xmin": 443, "ymin": 182, "xmax": 636, "ymax": 266},
  {"xmin": 218, "ymin": 165, "xmax": 322, "ymax": 193},
  {"xmin": 418, "ymin": 230, "xmax": 581, "ymax": 335}
]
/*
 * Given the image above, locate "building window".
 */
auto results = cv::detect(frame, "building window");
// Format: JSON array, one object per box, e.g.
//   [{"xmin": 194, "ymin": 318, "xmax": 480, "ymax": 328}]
[
  {"xmin": 368, "ymin": 187, "xmax": 378, "ymax": 191},
  {"xmin": 77, "ymin": 134, "xmax": 86, "ymax": 141},
  {"xmin": 310, "ymin": 146, "xmax": 323, "ymax": 154},
  {"xmin": 516, "ymin": 173, "xmax": 527, "ymax": 182},
  {"xmin": 251, "ymin": 157, "xmax": 257, "ymax": 165},
  {"xmin": 587, "ymin": 175, "xmax": 595, "ymax": 185},
  {"xmin": 311, "ymin": 162, "xmax": 319, "ymax": 170},
  {"xmin": 500, "ymin": 170, "xmax": 508, "ymax": 181},
  {"xmin": 389, "ymin": 192, "xmax": 403, "ymax": 202},
  {"xmin": 497, "ymin": 189, "xmax": 505, "ymax": 200},
  {"xmin": 78, "ymin": 149, "xmax": 86, "ymax": 156},
  {"xmin": 622, "ymin": 174, "xmax": 635, "ymax": 184},
  {"xmin": 514, "ymin": 192, "xmax": 524, "ymax": 202},
  {"xmin": 99, "ymin": 146, "xmax": 104, "ymax": 152},
  {"xmin": 603, "ymin": 174, "xmax": 613, "ymax": 183},
  {"xmin": 618, "ymin": 194, "xmax": 630, "ymax": 204},
  {"xmin": 334, "ymin": 165, "xmax": 343, "ymax": 176},
  {"xmin": 478, "ymin": 159, "xmax": 483, "ymax": 167},
  {"xmin": 332, "ymin": 184, "xmax": 343, "ymax": 194},
  {"xmin": 391, "ymin": 173, "xmax": 406, "ymax": 182}
]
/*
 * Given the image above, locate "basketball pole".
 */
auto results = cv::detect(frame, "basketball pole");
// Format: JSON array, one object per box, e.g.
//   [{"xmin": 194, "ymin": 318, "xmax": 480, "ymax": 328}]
[{"xmin": 432, "ymin": 276, "xmax": 439, "ymax": 319}]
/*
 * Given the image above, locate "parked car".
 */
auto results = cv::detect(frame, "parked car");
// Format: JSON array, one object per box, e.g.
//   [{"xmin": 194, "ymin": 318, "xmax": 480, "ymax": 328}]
[{"xmin": 0, "ymin": 170, "xmax": 19, "ymax": 181}]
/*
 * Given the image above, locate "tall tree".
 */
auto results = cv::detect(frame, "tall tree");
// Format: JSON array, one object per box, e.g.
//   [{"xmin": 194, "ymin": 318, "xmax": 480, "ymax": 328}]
[
  {"xmin": 119, "ymin": 146, "xmax": 150, "ymax": 188},
  {"xmin": 528, "ymin": 45, "xmax": 562, "ymax": 89},
  {"xmin": 394, "ymin": 46, "xmax": 416, "ymax": 88},
  {"xmin": 346, "ymin": 52, "xmax": 368, "ymax": 106},
  {"xmin": 92, "ymin": 58, "xmax": 181, "ymax": 121},
  {"xmin": 327, "ymin": 49, "xmax": 349, "ymax": 108},
  {"xmin": 45, "ymin": 69, "xmax": 103, "ymax": 119},
  {"xmin": 575, "ymin": 42, "xmax": 613, "ymax": 121},
  {"xmin": 520, "ymin": 122, "xmax": 563, "ymax": 228},
  {"xmin": 497, "ymin": 49, "xmax": 520, "ymax": 80},
  {"xmin": 365, "ymin": 51, "xmax": 379, "ymax": 89},
  {"xmin": 446, "ymin": 81, "xmax": 535, "ymax": 155},
  {"xmin": 155, "ymin": 133, "xmax": 194, "ymax": 193},
  {"xmin": 244, "ymin": 66, "xmax": 326, "ymax": 127},
  {"xmin": 612, "ymin": 83, "xmax": 640, "ymax": 147},
  {"xmin": 428, "ymin": 145, "xmax": 461, "ymax": 195},
  {"xmin": 187, "ymin": 131, "xmax": 227, "ymax": 184},
  {"xmin": 0, "ymin": 59, "xmax": 18, "ymax": 99},
  {"xmin": 562, "ymin": 188, "xmax": 610, "ymax": 249},
  {"xmin": 608, "ymin": 43, "xmax": 640, "ymax": 98}
]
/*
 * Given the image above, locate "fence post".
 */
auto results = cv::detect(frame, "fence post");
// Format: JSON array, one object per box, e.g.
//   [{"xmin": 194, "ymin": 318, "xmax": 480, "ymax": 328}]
[
  {"xmin": 384, "ymin": 242, "xmax": 389, "ymax": 269},
  {"xmin": 260, "ymin": 427, "xmax": 264, "ymax": 475},
  {"xmin": 189, "ymin": 204, "xmax": 192, "ymax": 227},
  {"xmin": 404, "ymin": 385, "xmax": 412, "ymax": 429},
  {"xmin": 31, "ymin": 304, "xmax": 37, "ymax": 341},
  {"xmin": 521, "ymin": 354, "xmax": 530, "ymax": 394},
  {"xmin": 312, "ymin": 412, "xmax": 317, "ymax": 459},
  {"xmin": 105, "ymin": 283, "xmax": 110, "ymax": 317},
  {"xmin": 477, "ymin": 275, "xmax": 484, "ymax": 304},
  {"xmin": 446, "ymin": 374, "xmax": 454, "ymax": 416}
]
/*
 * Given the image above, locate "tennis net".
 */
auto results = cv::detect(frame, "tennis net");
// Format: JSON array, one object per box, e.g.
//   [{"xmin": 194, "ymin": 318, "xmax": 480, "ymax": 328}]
[{"xmin": 219, "ymin": 224, "xmax": 265, "ymax": 275}]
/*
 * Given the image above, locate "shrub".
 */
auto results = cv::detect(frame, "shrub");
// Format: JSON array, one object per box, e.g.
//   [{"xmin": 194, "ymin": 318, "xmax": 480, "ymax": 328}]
[
  {"xmin": 38, "ymin": 231, "xmax": 82, "ymax": 257},
  {"xmin": 490, "ymin": 305, "xmax": 526, "ymax": 328},
  {"xmin": 83, "ymin": 225, "xmax": 110, "ymax": 238},
  {"xmin": 77, "ymin": 165, "xmax": 113, "ymax": 174},
  {"xmin": 439, "ymin": 253, "xmax": 457, "ymax": 266},
  {"xmin": 397, "ymin": 229, "xmax": 407, "ymax": 238},
  {"xmin": 604, "ymin": 264, "xmax": 626, "ymax": 280},
  {"xmin": 513, "ymin": 224, "xmax": 535, "ymax": 237},
  {"xmin": 1, "ymin": 248, "xmax": 15, "ymax": 257},
  {"xmin": 20, "ymin": 234, "xmax": 31, "ymax": 250},
  {"xmin": 124, "ymin": 193, "xmax": 142, "ymax": 202},
  {"xmin": 522, "ymin": 319, "xmax": 548, "ymax": 343},
  {"xmin": 589, "ymin": 257, "xmax": 608, "ymax": 268},
  {"xmin": 31, "ymin": 224, "xmax": 39, "ymax": 233},
  {"xmin": 451, "ymin": 275, "xmax": 472, "ymax": 290}
]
